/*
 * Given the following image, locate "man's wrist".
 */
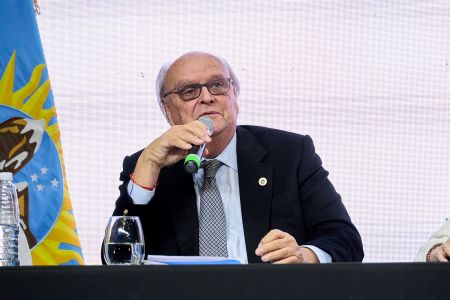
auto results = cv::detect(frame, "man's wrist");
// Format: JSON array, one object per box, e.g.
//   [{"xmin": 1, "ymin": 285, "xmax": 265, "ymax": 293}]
[
  {"xmin": 298, "ymin": 246, "xmax": 320, "ymax": 263},
  {"xmin": 130, "ymin": 173, "xmax": 158, "ymax": 191},
  {"xmin": 426, "ymin": 244, "xmax": 442, "ymax": 262},
  {"xmin": 300, "ymin": 245, "xmax": 332, "ymax": 263},
  {"xmin": 127, "ymin": 180, "xmax": 154, "ymax": 205}
]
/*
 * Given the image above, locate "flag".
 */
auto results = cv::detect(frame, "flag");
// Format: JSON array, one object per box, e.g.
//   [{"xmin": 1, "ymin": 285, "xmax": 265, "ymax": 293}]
[{"xmin": 0, "ymin": 0, "xmax": 84, "ymax": 265}]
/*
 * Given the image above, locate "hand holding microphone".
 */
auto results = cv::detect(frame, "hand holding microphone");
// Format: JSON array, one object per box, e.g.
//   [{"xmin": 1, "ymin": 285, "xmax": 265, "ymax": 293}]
[
  {"xmin": 184, "ymin": 116, "xmax": 214, "ymax": 174},
  {"xmin": 132, "ymin": 117, "xmax": 213, "ymax": 187}
]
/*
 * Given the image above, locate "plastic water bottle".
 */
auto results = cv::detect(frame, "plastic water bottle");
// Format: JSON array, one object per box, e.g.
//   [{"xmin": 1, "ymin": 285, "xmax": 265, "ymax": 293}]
[{"xmin": 0, "ymin": 172, "xmax": 20, "ymax": 266}]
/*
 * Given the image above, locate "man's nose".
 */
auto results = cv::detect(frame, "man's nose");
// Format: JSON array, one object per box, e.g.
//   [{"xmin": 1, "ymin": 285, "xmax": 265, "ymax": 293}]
[{"xmin": 197, "ymin": 86, "xmax": 215, "ymax": 103}]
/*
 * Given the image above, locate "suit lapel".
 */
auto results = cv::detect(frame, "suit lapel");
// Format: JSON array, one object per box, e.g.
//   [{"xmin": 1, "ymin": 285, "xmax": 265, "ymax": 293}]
[
  {"xmin": 165, "ymin": 127, "xmax": 273, "ymax": 261},
  {"xmin": 164, "ymin": 161, "xmax": 199, "ymax": 255},
  {"xmin": 236, "ymin": 127, "xmax": 273, "ymax": 263}
]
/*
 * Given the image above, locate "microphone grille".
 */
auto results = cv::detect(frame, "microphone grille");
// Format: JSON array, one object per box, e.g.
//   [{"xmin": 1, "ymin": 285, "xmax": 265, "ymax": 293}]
[{"xmin": 198, "ymin": 116, "xmax": 214, "ymax": 134}]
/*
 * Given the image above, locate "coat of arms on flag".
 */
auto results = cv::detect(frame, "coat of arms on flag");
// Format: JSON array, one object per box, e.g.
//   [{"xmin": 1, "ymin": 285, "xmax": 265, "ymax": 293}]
[{"xmin": 0, "ymin": 0, "xmax": 84, "ymax": 265}]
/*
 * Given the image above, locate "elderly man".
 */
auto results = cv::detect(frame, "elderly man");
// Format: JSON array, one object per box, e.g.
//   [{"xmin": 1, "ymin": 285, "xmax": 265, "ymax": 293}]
[
  {"xmin": 415, "ymin": 220, "xmax": 450, "ymax": 262},
  {"xmin": 110, "ymin": 51, "xmax": 363, "ymax": 264}
]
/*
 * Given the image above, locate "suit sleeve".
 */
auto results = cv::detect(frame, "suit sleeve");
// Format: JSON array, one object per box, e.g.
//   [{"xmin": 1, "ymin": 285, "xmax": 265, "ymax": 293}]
[
  {"xmin": 112, "ymin": 154, "xmax": 137, "ymax": 216},
  {"xmin": 111, "ymin": 150, "xmax": 154, "ymax": 217},
  {"xmin": 299, "ymin": 135, "xmax": 364, "ymax": 262}
]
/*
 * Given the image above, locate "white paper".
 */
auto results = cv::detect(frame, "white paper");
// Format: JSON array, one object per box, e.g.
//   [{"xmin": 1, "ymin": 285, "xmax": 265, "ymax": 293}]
[{"xmin": 144, "ymin": 255, "xmax": 241, "ymax": 265}]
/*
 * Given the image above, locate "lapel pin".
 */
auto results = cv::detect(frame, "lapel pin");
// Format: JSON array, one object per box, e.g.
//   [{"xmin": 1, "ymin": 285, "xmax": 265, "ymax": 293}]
[{"xmin": 258, "ymin": 177, "xmax": 267, "ymax": 186}]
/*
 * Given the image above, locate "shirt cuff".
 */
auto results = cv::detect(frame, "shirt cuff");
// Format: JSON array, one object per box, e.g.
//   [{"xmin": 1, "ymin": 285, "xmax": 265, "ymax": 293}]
[
  {"xmin": 302, "ymin": 245, "xmax": 332, "ymax": 263},
  {"xmin": 127, "ymin": 180, "xmax": 155, "ymax": 205}
]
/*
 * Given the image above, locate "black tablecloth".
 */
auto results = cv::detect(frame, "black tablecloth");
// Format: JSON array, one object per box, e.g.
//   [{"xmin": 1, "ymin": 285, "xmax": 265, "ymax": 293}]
[{"xmin": 1, "ymin": 263, "xmax": 449, "ymax": 300}]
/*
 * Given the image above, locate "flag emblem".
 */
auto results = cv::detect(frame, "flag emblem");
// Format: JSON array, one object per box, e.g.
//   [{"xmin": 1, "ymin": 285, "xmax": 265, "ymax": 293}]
[{"xmin": 0, "ymin": 1, "xmax": 84, "ymax": 265}]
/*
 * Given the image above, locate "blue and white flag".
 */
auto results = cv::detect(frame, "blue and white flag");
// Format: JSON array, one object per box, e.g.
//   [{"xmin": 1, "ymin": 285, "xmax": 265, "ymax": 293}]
[{"xmin": 0, "ymin": 0, "xmax": 84, "ymax": 265}]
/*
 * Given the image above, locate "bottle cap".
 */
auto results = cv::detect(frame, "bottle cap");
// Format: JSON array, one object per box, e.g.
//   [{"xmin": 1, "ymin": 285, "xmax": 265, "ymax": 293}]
[{"xmin": 0, "ymin": 172, "xmax": 13, "ymax": 181}]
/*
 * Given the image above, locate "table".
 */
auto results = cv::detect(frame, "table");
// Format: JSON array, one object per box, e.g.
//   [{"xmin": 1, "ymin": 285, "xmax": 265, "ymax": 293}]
[{"xmin": 0, "ymin": 263, "xmax": 449, "ymax": 299}]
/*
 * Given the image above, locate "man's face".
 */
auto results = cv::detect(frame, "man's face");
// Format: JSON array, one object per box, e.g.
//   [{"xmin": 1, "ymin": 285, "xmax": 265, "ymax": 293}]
[{"xmin": 162, "ymin": 53, "xmax": 239, "ymax": 138}]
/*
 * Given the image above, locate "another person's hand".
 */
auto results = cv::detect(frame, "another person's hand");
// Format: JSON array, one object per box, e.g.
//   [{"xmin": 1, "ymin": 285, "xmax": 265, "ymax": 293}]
[
  {"xmin": 428, "ymin": 238, "xmax": 450, "ymax": 262},
  {"xmin": 132, "ymin": 120, "xmax": 212, "ymax": 187},
  {"xmin": 255, "ymin": 229, "xmax": 319, "ymax": 264}
]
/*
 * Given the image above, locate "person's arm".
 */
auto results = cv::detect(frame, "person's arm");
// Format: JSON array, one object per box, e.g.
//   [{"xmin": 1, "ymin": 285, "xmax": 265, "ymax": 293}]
[
  {"xmin": 131, "ymin": 120, "xmax": 211, "ymax": 190},
  {"xmin": 255, "ymin": 230, "xmax": 331, "ymax": 263},
  {"xmin": 415, "ymin": 220, "xmax": 450, "ymax": 262},
  {"xmin": 426, "ymin": 239, "xmax": 450, "ymax": 262},
  {"xmin": 102, "ymin": 121, "xmax": 212, "ymax": 264},
  {"xmin": 112, "ymin": 120, "xmax": 211, "ymax": 215},
  {"xmin": 295, "ymin": 135, "xmax": 363, "ymax": 262},
  {"xmin": 255, "ymin": 135, "xmax": 363, "ymax": 264}
]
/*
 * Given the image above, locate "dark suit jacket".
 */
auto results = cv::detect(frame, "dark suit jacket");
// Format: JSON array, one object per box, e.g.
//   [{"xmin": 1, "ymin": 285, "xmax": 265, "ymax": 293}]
[{"xmin": 112, "ymin": 125, "xmax": 364, "ymax": 263}]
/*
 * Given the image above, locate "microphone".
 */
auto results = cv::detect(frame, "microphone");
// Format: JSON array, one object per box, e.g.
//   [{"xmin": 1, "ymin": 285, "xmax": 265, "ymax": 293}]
[{"xmin": 184, "ymin": 116, "xmax": 214, "ymax": 174}]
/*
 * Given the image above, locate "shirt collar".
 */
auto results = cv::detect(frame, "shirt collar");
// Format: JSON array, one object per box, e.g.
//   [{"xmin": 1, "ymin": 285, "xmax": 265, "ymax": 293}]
[{"xmin": 203, "ymin": 132, "xmax": 238, "ymax": 172}]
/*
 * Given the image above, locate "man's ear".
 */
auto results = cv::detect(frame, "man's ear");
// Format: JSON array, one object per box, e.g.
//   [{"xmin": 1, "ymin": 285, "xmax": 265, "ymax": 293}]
[{"xmin": 161, "ymin": 100, "xmax": 175, "ymax": 126}]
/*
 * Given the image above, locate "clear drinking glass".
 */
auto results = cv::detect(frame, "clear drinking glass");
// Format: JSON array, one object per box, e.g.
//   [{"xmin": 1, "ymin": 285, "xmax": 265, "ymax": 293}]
[{"xmin": 103, "ymin": 216, "xmax": 145, "ymax": 265}]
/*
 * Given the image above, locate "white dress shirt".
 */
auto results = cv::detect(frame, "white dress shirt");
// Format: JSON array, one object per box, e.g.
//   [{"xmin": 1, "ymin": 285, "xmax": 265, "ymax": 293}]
[{"xmin": 128, "ymin": 133, "xmax": 331, "ymax": 263}]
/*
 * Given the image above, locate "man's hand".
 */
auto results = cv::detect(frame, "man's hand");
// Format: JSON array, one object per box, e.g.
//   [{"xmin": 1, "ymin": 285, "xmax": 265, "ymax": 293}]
[
  {"xmin": 255, "ymin": 229, "xmax": 319, "ymax": 264},
  {"xmin": 428, "ymin": 238, "xmax": 450, "ymax": 262},
  {"xmin": 132, "ymin": 120, "xmax": 212, "ymax": 187}
]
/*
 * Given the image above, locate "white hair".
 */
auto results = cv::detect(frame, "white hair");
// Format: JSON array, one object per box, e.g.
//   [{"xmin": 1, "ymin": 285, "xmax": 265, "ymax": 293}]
[{"xmin": 155, "ymin": 54, "xmax": 240, "ymax": 120}]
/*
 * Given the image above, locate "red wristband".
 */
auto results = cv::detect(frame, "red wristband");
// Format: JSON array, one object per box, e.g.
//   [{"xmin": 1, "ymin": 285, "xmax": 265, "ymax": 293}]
[{"xmin": 129, "ymin": 173, "xmax": 158, "ymax": 191}]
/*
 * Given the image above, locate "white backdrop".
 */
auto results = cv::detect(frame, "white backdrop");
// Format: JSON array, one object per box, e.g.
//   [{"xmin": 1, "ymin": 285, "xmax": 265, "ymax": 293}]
[{"xmin": 36, "ymin": 0, "xmax": 450, "ymax": 264}]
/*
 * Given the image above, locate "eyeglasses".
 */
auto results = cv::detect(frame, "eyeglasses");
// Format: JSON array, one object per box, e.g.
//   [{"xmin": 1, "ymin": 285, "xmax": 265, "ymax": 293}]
[{"xmin": 162, "ymin": 78, "xmax": 233, "ymax": 101}]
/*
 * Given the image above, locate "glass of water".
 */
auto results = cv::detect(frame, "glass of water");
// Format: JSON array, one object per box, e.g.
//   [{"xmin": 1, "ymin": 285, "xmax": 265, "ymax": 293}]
[{"xmin": 103, "ymin": 216, "xmax": 145, "ymax": 265}]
